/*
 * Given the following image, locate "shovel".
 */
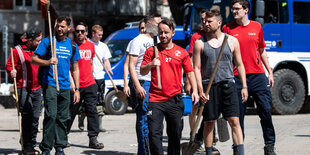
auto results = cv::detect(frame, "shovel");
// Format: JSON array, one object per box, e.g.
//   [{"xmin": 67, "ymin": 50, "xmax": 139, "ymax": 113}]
[
  {"xmin": 95, "ymin": 52, "xmax": 128, "ymax": 103},
  {"xmin": 181, "ymin": 35, "xmax": 229, "ymax": 155}
]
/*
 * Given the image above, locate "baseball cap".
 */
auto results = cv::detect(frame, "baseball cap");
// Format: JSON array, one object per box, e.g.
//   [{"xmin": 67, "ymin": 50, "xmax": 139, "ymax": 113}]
[{"xmin": 21, "ymin": 27, "xmax": 42, "ymax": 42}]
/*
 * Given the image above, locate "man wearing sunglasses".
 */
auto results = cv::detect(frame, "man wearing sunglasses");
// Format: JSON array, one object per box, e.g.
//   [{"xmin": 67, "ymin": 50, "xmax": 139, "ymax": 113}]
[
  {"xmin": 223, "ymin": 0, "xmax": 276, "ymax": 154},
  {"xmin": 66, "ymin": 22, "xmax": 105, "ymax": 150}
]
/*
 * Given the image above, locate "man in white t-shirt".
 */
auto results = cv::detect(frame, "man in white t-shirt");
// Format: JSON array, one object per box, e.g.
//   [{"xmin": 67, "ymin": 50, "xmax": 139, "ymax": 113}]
[
  {"xmin": 89, "ymin": 25, "xmax": 113, "ymax": 132},
  {"xmin": 129, "ymin": 15, "xmax": 161, "ymax": 155}
]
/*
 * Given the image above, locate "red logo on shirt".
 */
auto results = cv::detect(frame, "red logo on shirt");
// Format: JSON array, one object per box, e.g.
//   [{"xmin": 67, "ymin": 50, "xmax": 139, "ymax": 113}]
[{"xmin": 175, "ymin": 50, "xmax": 181, "ymax": 57}]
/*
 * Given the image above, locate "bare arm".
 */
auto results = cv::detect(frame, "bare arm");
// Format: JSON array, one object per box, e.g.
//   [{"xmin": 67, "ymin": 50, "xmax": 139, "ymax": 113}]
[
  {"xmin": 72, "ymin": 61, "xmax": 80, "ymax": 104},
  {"xmin": 104, "ymin": 59, "xmax": 113, "ymax": 75},
  {"xmin": 31, "ymin": 54, "xmax": 57, "ymax": 66},
  {"xmin": 123, "ymin": 52, "xmax": 130, "ymax": 96},
  {"xmin": 231, "ymin": 36, "xmax": 248, "ymax": 103},
  {"xmin": 186, "ymin": 71, "xmax": 199, "ymax": 104},
  {"xmin": 129, "ymin": 55, "xmax": 145, "ymax": 99},
  {"xmin": 259, "ymin": 48, "xmax": 274, "ymax": 88}
]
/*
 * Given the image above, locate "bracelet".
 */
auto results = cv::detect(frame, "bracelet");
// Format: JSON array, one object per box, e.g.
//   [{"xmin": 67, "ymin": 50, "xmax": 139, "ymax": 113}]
[{"xmin": 242, "ymin": 87, "xmax": 247, "ymax": 89}]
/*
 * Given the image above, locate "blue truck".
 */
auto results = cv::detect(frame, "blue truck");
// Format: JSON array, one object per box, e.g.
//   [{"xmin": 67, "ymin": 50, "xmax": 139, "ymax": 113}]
[{"xmin": 103, "ymin": 0, "xmax": 310, "ymax": 115}]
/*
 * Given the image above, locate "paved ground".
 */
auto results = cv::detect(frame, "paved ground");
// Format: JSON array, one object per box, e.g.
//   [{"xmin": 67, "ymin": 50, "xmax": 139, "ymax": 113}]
[{"xmin": 0, "ymin": 106, "xmax": 310, "ymax": 155}]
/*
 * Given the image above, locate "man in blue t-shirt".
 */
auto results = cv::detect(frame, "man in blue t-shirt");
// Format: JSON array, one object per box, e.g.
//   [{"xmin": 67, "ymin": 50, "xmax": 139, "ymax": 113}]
[{"xmin": 31, "ymin": 16, "xmax": 80, "ymax": 155}]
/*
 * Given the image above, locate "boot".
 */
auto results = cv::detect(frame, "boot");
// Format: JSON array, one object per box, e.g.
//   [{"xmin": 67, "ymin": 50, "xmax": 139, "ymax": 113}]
[
  {"xmin": 89, "ymin": 136, "xmax": 104, "ymax": 149},
  {"xmin": 264, "ymin": 144, "xmax": 276, "ymax": 155},
  {"xmin": 98, "ymin": 115, "xmax": 106, "ymax": 132}
]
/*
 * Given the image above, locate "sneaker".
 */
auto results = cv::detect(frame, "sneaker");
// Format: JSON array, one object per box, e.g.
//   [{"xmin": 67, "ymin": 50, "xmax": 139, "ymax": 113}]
[
  {"xmin": 89, "ymin": 136, "xmax": 104, "ymax": 149},
  {"xmin": 23, "ymin": 148, "xmax": 40, "ymax": 155},
  {"xmin": 55, "ymin": 148, "xmax": 65, "ymax": 155},
  {"xmin": 264, "ymin": 144, "xmax": 276, "ymax": 155},
  {"xmin": 212, "ymin": 146, "xmax": 220, "ymax": 155},
  {"xmin": 42, "ymin": 150, "xmax": 50, "ymax": 155}
]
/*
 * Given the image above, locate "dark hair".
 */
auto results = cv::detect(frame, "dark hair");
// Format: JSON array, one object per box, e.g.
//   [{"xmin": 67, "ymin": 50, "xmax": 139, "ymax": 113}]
[
  {"xmin": 158, "ymin": 19, "xmax": 175, "ymax": 31},
  {"xmin": 144, "ymin": 15, "xmax": 154, "ymax": 24},
  {"xmin": 232, "ymin": 0, "xmax": 250, "ymax": 9},
  {"xmin": 76, "ymin": 22, "xmax": 88, "ymax": 32},
  {"xmin": 139, "ymin": 18, "xmax": 145, "ymax": 29},
  {"xmin": 56, "ymin": 16, "xmax": 71, "ymax": 26},
  {"xmin": 200, "ymin": 9, "xmax": 207, "ymax": 15},
  {"xmin": 205, "ymin": 9, "xmax": 222, "ymax": 21}
]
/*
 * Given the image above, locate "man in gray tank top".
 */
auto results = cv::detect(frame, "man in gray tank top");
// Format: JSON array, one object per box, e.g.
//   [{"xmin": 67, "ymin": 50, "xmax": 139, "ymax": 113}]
[{"xmin": 193, "ymin": 9, "xmax": 248, "ymax": 155}]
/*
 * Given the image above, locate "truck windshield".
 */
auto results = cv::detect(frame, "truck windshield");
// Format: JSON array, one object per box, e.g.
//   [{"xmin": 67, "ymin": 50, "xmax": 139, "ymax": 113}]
[
  {"xmin": 191, "ymin": 0, "xmax": 234, "ymax": 32},
  {"xmin": 105, "ymin": 39, "xmax": 131, "ymax": 64}
]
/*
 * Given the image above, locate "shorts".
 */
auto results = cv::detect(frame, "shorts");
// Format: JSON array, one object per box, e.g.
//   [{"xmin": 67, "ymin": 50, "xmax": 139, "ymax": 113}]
[{"xmin": 203, "ymin": 81, "xmax": 240, "ymax": 121}]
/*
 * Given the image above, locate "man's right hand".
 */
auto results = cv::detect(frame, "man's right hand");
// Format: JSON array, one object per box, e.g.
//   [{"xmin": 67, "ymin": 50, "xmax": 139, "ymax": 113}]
[
  {"xmin": 137, "ymin": 85, "xmax": 146, "ymax": 99},
  {"xmin": 49, "ymin": 57, "xmax": 58, "ymax": 65},
  {"xmin": 10, "ymin": 69, "xmax": 17, "ymax": 78},
  {"xmin": 123, "ymin": 85, "xmax": 130, "ymax": 97},
  {"xmin": 199, "ymin": 92, "xmax": 209, "ymax": 105},
  {"xmin": 73, "ymin": 90, "xmax": 80, "ymax": 104}
]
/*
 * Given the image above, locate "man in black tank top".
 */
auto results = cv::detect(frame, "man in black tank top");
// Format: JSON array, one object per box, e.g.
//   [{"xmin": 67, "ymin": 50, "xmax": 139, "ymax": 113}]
[{"xmin": 193, "ymin": 9, "xmax": 248, "ymax": 155}]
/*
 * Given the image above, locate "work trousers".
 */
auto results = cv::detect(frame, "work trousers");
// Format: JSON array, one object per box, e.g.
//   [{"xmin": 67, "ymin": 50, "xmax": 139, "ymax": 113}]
[
  {"xmin": 148, "ymin": 94, "xmax": 184, "ymax": 155},
  {"xmin": 40, "ymin": 85, "xmax": 70, "ymax": 151},
  {"xmin": 18, "ymin": 88, "xmax": 42, "ymax": 150},
  {"xmin": 235, "ymin": 73, "xmax": 276, "ymax": 144}
]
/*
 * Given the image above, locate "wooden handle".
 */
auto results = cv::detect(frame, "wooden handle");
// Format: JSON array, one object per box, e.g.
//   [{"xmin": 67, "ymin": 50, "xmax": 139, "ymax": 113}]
[
  {"xmin": 154, "ymin": 46, "xmax": 162, "ymax": 90},
  {"xmin": 10, "ymin": 48, "xmax": 24, "ymax": 150},
  {"xmin": 95, "ymin": 52, "xmax": 118, "ymax": 92},
  {"xmin": 48, "ymin": 11, "xmax": 56, "ymax": 80},
  {"xmin": 53, "ymin": 36, "xmax": 59, "ymax": 91},
  {"xmin": 191, "ymin": 35, "xmax": 229, "ymax": 142}
]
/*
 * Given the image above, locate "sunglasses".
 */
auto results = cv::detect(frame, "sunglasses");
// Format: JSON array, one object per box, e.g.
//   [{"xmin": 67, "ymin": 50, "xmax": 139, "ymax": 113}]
[{"xmin": 76, "ymin": 30, "xmax": 86, "ymax": 33}]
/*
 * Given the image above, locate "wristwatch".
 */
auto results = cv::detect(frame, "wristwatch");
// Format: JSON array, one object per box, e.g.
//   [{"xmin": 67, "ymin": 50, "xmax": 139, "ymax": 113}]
[{"xmin": 75, "ymin": 88, "xmax": 80, "ymax": 91}]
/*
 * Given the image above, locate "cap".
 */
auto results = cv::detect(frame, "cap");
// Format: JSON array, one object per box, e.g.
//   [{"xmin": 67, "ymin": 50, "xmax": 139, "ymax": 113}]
[{"xmin": 21, "ymin": 27, "xmax": 42, "ymax": 42}]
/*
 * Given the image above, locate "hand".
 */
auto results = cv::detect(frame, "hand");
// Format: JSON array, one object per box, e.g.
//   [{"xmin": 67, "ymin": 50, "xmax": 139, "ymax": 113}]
[
  {"xmin": 136, "ymin": 85, "xmax": 146, "ymax": 99},
  {"xmin": 123, "ymin": 85, "xmax": 130, "ymax": 97},
  {"xmin": 49, "ymin": 57, "xmax": 58, "ymax": 65},
  {"xmin": 151, "ymin": 57, "xmax": 160, "ymax": 67},
  {"xmin": 241, "ymin": 88, "xmax": 248, "ymax": 103},
  {"xmin": 199, "ymin": 92, "xmax": 209, "ymax": 105},
  {"xmin": 191, "ymin": 91, "xmax": 199, "ymax": 105},
  {"xmin": 10, "ymin": 69, "xmax": 17, "ymax": 78},
  {"xmin": 73, "ymin": 90, "xmax": 80, "ymax": 104},
  {"xmin": 268, "ymin": 73, "xmax": 274, "ymax": 88},
  {"xmin": 109, "ymin": 69, "xmax": 114, "ymax": 75},
  {"xmin": 185, "ymin": 83, "xmax": 192, "ymax": 95}
]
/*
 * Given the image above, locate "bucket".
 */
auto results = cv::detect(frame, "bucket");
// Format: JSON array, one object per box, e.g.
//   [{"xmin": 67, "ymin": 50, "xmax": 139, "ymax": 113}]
[{"xmin": 182, "ymin": 96, "xmax": 192, "ymax": 116}]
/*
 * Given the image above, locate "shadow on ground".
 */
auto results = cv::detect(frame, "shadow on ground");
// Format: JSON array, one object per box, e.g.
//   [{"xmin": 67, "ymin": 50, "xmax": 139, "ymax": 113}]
[{"xmin": 0, "ymin": 148, "xmax": 21, "ymax": 155}]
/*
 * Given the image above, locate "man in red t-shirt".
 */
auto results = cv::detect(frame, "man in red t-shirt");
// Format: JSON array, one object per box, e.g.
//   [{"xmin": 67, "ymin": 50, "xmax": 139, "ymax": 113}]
[
  {"xmin": 223, "ymin": 0, "xmax": 276, "ymax": 154},
  {"xmin": 141, "ymin": 19, "xmax": 199, "ymax": 155},
  {"xmin": 6, "ymin": 27, "xmax": 42, "ymax": 154},
  {"xmin": 67, "ymin": 22, "xmax": 104, "ymax": 149}
]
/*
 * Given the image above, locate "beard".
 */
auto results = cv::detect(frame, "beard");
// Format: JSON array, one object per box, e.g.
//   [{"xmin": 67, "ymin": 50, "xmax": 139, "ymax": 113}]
[{"xmin": 56, "ymin": 30, "xmax": 69, "ymax": 38}]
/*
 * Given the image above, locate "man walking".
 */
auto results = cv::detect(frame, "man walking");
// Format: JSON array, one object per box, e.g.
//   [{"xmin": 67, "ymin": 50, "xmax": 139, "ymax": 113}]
[
  {"xmin": 67, "ymin": 22, "xmax": 105, "ymax": 149},
  {"xmin": 223, "ymin": 0, "xmax": 276, "ymax": 154},
  {"xmin": 141, "ymin": 19, "xmax": 199, "ymax": 155},
  {"xmin": 193, "ymin": 9, "xmax": 248, "ymax": 155},
  {"xmin": 6, "ymin": 27, "xmax": 42, "ymax": 155},
  {"xmin": 31, "ymin": 16, "xmax": 81, "ymax": 155},
  {"xmin": 129, "ymin": 15, "xmax": 161, "ymax": 155}
]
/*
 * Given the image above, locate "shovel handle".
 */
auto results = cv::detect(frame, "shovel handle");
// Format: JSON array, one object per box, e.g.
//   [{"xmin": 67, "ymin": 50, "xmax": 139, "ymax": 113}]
[
  {"xmin": 154, "ymin": 46, "xmax": 162, "ymax": 90},
  {"xmin": 95, "ymin": 52, "xmax": 118, "ymax": 92},
  {"xmin": 191, "ymin": 35, "xmax": 229, "ymax": 141}
]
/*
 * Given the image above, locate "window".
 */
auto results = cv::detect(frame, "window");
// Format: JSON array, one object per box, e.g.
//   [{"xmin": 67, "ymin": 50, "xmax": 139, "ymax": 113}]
[
  {"xmin": 293, "ymin": 2, "xmax": 310, "ymax": 24},
  {"xmin": 15, "ymin": 0, "xmax": 36, "ymax": 10},
  {"xmin": 264, "ymin": 0, "xmax": 289, "ymax": 24},
  {"xmin": 105, "ymin": 39, "xmax": 131, "ymax": 64}
]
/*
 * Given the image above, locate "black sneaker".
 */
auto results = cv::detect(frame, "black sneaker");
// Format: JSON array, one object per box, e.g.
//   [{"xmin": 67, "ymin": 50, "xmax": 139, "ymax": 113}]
[
  {"xmin": 55, "ymin": 148, "xmax": 65, "ymax": 155},
  {"xmin": 264, "ymin": 144, "xmax": 276, "ymax": 155},
  {"xmin": 89, "ymin": 136, "xmax": 104, "ymax": 149}
]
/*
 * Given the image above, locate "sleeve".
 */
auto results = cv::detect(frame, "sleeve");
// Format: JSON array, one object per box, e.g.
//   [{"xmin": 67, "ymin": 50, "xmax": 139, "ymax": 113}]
[
  {"xmin": 258, "ymin": 26, "xmax": 266, "ymax": 48},
  {"xmin": 126, "ymin": 40, "xmax": 133, "ymax": 53},
  {"xmin": 34, "ymin": 37, "xmax": 49, "ymax": 57},
  {"xmin": 5, "ymin": 48, "xmax": 19, "ymax": 78},
  {"xmin": 222, "ymin": 24, "xmax": 228, "ymax": 33},
  {"xmin": 141, "ymin": 47, "xmax": 154, "ymax": 67},
  {"xmin": 72, "ymin": 43, "xmax": 81, "ymax": 61},
  {"xmin": 128, "ymin": 38, "xmax": 140, "ymax": 56},
  {"xmin": 102, "ymin": 43, "xmax": 112, "ymax": 60},
  {"xmin": 91, "ymin": 44, "xmax": 95, "ymax": 58},
  {"xmin": 182, "ymin": 50, "xmax": 194, "ymax": 73}
]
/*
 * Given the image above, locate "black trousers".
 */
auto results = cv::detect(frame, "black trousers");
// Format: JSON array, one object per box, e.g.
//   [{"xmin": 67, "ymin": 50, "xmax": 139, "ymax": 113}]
[
  {"xmin": 18, "ymin": 88, "xmax": 42, "ymax": 149},
  {"xmin": 67, "ymin": 84, "xmax": 99, "ymax": 137},
  {"xmin": 95, "ymin": 79, "xmax": 105, "ymax": 106},
  {"xmin": 148, "ymin": 94, "xmax": 184, "ymax": 155}
]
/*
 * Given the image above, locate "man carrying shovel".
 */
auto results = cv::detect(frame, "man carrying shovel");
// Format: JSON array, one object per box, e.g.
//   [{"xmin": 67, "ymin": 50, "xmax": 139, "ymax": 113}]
[
  {"xmin": 31, "ymin": 16, "xmax": 81, "ymax": 155},
  {"xmin": 129, "ymin": 15, "xmax": 161, "ymax": 155},
  {"xmin": 141, "ymin": 19, "xmax": 199, "ymax": 155},
  {"xmin": 6, "ymin": 27, "xmax": 42, "ymax": 155},
  {"xmin": 193, "ymin": 10, "xmax": 248, "ymax": 154}
]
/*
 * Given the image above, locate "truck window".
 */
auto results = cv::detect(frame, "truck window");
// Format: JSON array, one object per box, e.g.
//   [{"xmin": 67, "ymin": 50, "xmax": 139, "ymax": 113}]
[
  {"xmin": 293, "ymin": 1, "xmax": 310, "ymax": 24},
  {"xmin": 105, "ymin": 39, "xmax": 131, "ymax": 64},
  {"xmin": 264, "ymin": 0, "xmax": 289, "ymax": 24}
]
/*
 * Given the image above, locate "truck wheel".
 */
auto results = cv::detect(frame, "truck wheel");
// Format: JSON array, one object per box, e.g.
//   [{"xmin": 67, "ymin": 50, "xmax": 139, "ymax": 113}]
[
  {"xmin": 104, "ymin": 90, "xmax": 128, "ymax": 115},
  {"xmin": 271, "ymin": 69, "xmax": 305, "ymax": 114}
]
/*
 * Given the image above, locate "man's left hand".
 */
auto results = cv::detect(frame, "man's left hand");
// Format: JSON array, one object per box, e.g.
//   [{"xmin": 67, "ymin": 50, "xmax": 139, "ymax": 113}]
[{"xmin": 73, "ymin": 90, "xmax": 80, "ymax": 104}]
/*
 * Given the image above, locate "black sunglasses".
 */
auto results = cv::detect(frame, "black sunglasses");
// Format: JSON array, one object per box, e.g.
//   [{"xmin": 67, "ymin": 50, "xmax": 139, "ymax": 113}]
[{"xmin": 76, "ymin": 30, "xmax": 86, "ymax": 33}]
